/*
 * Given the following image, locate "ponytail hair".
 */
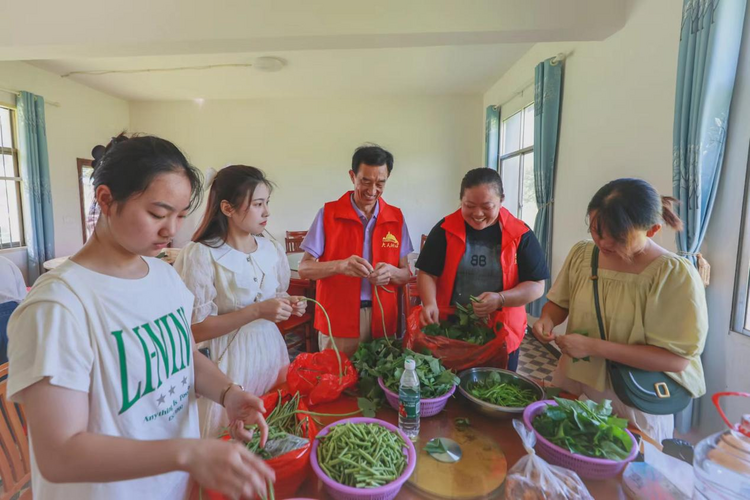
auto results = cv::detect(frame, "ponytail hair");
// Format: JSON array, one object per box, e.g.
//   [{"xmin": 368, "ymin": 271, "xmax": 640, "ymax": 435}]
[
  {"xmin": 90, "ymin": 133, "xmax": 203, "ymax": 211},
  {"xmin": 661, "ymin": 195, "xmax": 683, "ymax": 231},
  {"xmin": 587, "ymin": 178, "xmax": 683, "ymax": 243}
]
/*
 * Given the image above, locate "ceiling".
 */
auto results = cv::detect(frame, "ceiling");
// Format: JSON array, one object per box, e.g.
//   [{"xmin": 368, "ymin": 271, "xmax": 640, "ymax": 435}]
[{"xmin": 2, "ymin": 0, "xmax": 627, "ymax": 101}]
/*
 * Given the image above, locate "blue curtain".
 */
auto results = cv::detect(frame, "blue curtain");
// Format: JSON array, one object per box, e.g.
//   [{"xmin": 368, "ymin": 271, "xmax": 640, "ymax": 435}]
[
  {"xmin": 672, "ymin": 0, "xmax": 747, "ymax": 433},
  {"xmin": 527, "ymin": 58, "xmax": 563, "ymax": 317},
  {"xmin": 673, "ymin": 0, "xmax": 746, "ymax": 262},
  {"xmin": 17, "ymin": 91, "xmax": 54, "ymax": 282},
  {"xmin": 484, "ymin": 105, "xmax": 500, "ymax": 169}
]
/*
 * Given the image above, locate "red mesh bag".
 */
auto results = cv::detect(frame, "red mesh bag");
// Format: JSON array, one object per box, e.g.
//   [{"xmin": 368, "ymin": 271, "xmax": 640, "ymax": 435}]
[{"xmin": 404, "ymin": 305, "xmax": 508, "ymax": 372}]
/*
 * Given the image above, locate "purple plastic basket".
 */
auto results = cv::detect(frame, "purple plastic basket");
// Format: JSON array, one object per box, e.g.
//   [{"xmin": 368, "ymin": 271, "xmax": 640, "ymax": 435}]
[
  {"xmin": 310, "ymin": 417, "xmax": 417, "ymax": 500},
  {"xmin": 377, "ymin": 377, "xmax": 455, "ymax": 417},
  {"xmin": 523, "ymin": 400, "xmax": 639, "ymax": 480}
]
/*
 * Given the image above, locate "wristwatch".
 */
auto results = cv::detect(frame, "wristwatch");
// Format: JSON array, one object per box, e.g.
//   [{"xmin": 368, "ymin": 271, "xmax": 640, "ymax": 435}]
[{"xmin": 219, "ymin": 383, "xmax": 244, "ymax": 407}]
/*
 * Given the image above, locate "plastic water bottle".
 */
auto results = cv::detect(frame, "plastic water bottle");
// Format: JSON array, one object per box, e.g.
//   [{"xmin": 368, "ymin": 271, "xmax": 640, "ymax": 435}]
[
  {"xmin": 398, "ymin": 358, "xmax": 420, "ymax": 440},
  {"xmin": 693, "ymin": 392, "xmax": 750, "ymax": 499}
]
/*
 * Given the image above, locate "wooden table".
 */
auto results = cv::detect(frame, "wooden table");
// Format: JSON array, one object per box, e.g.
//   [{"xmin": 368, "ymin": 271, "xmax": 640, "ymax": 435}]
[{"xmin": 294, "ymin": 395, "xmax": 626, "ymax": 499}]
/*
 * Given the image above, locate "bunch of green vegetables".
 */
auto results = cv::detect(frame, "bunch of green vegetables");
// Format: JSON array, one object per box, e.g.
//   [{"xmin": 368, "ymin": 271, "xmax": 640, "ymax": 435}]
[
  {"xmin": 316, "ymin": 422, "xmax": 407, "ymax": 488},
  {"xmin": 421, "ymin": 298, "xmax": 496, "ymax": 345},
  {"xmin": 352, "ymin": 338, "xmax": 459, "ymax": 406},
  {"xmin": 242, "ymin": 391, "xmax": 362, "ymax": 458},
  {"xmin": 467, "ymin": 371, "xmax": 538, "ymax": 407},
  {"xmin": 532, "ymin": 398, "xmax": 633, "ymax": 461},
  {"xmin": 243, "ymin": 392, "xmax": 308, "ymax": 459}
]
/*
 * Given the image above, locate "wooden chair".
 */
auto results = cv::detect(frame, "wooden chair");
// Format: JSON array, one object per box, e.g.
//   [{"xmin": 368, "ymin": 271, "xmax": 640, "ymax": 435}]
[
  {"xmin": 285, "ymin": 231, "xmax": 308, "ymax": 254},
  {"xmin": 420, "ymin": 234, "xmax": 427, "ymax": 251},
  {"xmin": 404, "ymin": 280, "xmax": 421, "ymax": 323},
  {"xmin": 0, "ymin": 363, "xmax": 31, "ymax": 500},
  {"xmin": 278, "ymin": 278, "xmax": 316, "ymax": 353}
]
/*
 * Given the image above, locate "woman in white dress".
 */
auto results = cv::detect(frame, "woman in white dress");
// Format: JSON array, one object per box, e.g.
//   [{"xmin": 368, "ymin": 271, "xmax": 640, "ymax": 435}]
[{"xmin": 175, "ymin": 165, "xmax": 306, "ymax": 439}]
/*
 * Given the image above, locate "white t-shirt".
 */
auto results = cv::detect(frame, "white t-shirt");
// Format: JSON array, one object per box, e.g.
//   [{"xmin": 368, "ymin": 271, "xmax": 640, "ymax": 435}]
[
  {"xmin": 0, "ymin": 256, "xmax": 27, "ymax": 304},
  {"xmin": 7, "ymin": 258, "xmax": 200, "ymax": 500}
]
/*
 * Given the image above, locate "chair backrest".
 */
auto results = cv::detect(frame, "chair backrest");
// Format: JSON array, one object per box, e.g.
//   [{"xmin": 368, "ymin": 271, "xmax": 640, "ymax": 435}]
[
  {"xmin": 285, "ymin": 231, "xmax": 308, "ymax": 254},
  {"xmin": 288, "ymin": 278, "xmax": 314, "ymax": 299},
  {"xmin": 420, "ymin": 234, "xmax": 427, "ymax": 251},
  {"xmin": 404, "ymin": 280, "xmax": 421, "ymax": 321},
  {"xmin": 0, "ymin": 363, "xmax": 31, "ymax": 500},
  {"xmin": 285, "ymin": 236, "xmax": 305, "ymax": 254}
]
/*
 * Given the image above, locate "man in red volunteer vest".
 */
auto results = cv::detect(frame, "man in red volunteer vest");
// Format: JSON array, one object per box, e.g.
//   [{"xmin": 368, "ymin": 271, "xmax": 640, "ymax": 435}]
[
  {"xmin": 298, "ymin": 145, "xmax": 413, "ymax": 356},
  {"xmin": 416, "ymin": 168, "xmax": 549, "ymax": 371}
]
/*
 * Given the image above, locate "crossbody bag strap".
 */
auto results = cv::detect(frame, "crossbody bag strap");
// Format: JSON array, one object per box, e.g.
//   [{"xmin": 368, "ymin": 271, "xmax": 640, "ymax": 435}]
[{"xmin": 591, "ymin": 246, "xmax": 607, "ymax": 342}]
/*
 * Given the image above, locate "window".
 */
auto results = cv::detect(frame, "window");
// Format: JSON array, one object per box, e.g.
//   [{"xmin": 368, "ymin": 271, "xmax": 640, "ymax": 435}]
[
  {"xmin": 0, "ymin": 106, "xmax": 23, "ymax": 249},
  {"xmin": 499, "ymin": 102, "xmax": 537, "ymax": 228},
  {"xmin": 732, "ymin": 143, "xmax": 750, "ymax": 335}
]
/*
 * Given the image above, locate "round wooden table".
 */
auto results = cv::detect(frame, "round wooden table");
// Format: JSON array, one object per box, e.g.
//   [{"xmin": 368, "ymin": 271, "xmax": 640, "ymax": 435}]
[{"xmin": 295, "ymin": 395, "xmax": 627, "ymax": 499}]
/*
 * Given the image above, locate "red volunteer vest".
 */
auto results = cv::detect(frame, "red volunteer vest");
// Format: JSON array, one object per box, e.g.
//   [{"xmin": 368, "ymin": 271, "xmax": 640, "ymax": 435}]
[
  {"xmin": 436, "ymin": 207, "xmax": 529, "ymax": 353},
  {"xmin": 315, "ymin": 192, "xmax": 404, "ymax": 339}
]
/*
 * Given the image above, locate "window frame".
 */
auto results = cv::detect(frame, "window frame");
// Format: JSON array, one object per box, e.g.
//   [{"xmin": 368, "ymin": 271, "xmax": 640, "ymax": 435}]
[
  {"xmin": 499, "ymin": 101, "xmax": 535, "ymax": 222},
  {"xmin": 0, "ymin": 103, "xmax": 25, "ymax": 249},
  {"xmin": 731, "ymin": 142, "xmax": 750, "ymax": 336}
]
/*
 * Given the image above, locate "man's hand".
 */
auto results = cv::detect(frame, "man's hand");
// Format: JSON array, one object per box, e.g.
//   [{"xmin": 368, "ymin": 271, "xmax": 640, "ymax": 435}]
[{"xmin": 338, "ymin": 255, "xmax": 374, "ymax": 278}]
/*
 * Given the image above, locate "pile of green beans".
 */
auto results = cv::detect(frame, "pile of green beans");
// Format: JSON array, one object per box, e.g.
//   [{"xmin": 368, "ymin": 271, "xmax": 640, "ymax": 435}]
[
  {"xmin": 244, "ymin": 391, "xmax": 363, "ymax": 459},
  {"xmin": 316, "ymin": 423, "xmax": 408, "ymax": 489},
  {"xmin": 468, "ymin": 381, "xmax": 538, "ymax": 408},
  {"xmin": 246, "ymin": 392, "xmax": 307, "ymax": 459}
]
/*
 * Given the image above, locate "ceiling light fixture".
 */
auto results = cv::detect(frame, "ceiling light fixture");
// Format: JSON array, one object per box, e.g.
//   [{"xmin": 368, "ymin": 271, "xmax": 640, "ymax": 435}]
[
  {"xmin": 252, "ymin": 57, "xmax": 286, "ymax": 72},
  {"xmin": 60, "ymin": 63, "xmax": 254, "ymax": 78}
]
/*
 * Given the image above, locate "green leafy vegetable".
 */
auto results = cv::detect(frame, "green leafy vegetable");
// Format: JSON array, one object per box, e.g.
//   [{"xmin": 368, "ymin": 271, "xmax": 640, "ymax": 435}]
[
  {"xmin": 467, "ymin": 371, "xmax": 538, "ymax": 407},
  {"xmin": 454, "ymin": 417, "xmax": 471, "ymax": 431},
  {"xmin": 424, "ymin": 438, "xmax": 449, "ymax": 455},
  {"xmin": 352, "ymin": 338, "xmax": 459, "ymax": 411},
  {"xmin": 357, "ymin": 397, "xmax": 377, "ymax": 418},
  {"xmin": 421, "ymin": 298, "xmax": 496, "ymax": 345},
  {"xmin": 532, "ymin": 398, "xmax": 633, "ymax": 461}
]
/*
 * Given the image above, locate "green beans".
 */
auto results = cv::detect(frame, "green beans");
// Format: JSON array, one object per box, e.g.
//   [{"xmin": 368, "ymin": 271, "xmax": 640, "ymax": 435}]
[
  {"xmin": 243, "ymin": 391, "xmax": 363, "ymax": 459},
  {"xmin": 468, "ymin": 377, "xmax": 538, "ymax": 407},
  {"xmin": 316, "ymin": 423, "xmax": 408, "ymax": 488},
  {"xmin": 245, "ymin": 392, "xmax": 307, "ymax": 458}
]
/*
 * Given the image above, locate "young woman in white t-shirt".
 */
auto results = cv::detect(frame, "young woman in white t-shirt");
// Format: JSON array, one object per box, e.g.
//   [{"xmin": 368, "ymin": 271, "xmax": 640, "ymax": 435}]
[
  {"xmin": 174, "ymin": 165, "xmax": 307, "ymax": 439},
  {"xmin": 7, "ymin": 135, "xmax": 275, "ymax": 500}
]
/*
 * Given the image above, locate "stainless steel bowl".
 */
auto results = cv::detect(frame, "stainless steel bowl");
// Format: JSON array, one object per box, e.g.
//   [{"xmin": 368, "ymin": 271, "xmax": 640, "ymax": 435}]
[{"xmin": 458, "ymin": 367, "xmax": 545, "ymax": 419}]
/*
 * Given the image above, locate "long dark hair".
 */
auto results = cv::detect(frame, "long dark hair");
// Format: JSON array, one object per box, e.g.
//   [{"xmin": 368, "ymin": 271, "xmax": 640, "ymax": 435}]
[
  {"xmin": 192, "ymin": 165, "xmax": 273, "ymax": 246},
  {"xmin": 91, "ymin": 133, "xmax": 203, "ymax": 211},
  {"xmin": 587, "ymin": 178, "xmax": 683, "ymax": 244}
]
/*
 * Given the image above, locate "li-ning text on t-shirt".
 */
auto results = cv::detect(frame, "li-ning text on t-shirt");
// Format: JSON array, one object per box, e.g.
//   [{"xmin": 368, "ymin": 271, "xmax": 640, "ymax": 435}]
[{"xmin": 111, "ymin": 306, "xmax": 192, "ymax": 417}]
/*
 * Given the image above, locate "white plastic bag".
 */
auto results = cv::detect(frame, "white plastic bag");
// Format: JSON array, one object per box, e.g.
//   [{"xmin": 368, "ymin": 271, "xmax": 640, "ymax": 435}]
[{"xmin": 505, "ymin": 419, "xmax": 594, "ymax": 500}]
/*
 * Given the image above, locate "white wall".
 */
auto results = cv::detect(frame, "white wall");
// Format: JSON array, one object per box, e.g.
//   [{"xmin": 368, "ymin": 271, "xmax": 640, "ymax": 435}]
[
  {"xmin": 129, "ymin": 96, "xmax": 483, "ymax": 248},
  {"xmin": 484, "ymin": 0, "xmax": 681, "ymax": 279},
  {"xmin": 0, "ymin": 61, "xmax": 129, "ymax": 282}
]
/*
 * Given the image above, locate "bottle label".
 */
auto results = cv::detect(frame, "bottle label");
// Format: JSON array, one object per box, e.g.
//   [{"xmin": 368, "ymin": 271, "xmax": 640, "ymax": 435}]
[{"xmin": 399, "ymin": 389, "xmax": 420, "ymax": 419}]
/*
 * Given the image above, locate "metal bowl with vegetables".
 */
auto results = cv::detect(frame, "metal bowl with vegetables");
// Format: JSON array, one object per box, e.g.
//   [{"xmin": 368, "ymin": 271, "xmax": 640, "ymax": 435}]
[{"xmin": 458, "ymin": 367, "xmax": 544, "ymax": 419}]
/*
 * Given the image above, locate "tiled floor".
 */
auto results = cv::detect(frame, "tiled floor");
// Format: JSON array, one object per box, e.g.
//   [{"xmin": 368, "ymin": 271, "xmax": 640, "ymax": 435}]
[{"xmin": 517, "ymin": 333, "xmax": 559, "ymax": 382}]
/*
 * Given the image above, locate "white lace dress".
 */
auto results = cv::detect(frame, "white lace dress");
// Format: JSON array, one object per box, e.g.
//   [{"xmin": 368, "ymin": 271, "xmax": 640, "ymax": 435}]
[{"xmin": 174, "ymin": 237, "xmax": 291, "ymax": 438}]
